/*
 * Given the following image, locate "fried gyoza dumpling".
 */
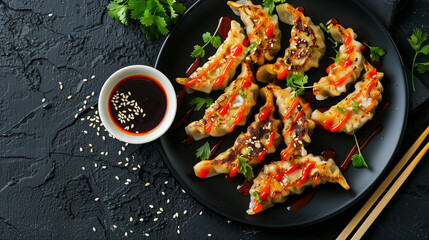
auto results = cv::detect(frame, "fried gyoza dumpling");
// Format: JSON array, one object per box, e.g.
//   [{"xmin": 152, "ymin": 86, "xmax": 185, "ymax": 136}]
[
  {"xmin": 311, "ymin": 61, "xmax": 383, "ymax": 135},
  {"xmin": 186, "ymin": 63, "xmax": 259, "ymax": 141},
  {"xmin": 313, "ymin": 24, "xmax": 364, "ymax": 100},
  {"xmin": 177, "ymin": 20, "xmax": 246, "ymax": 93},
  {"xmin": 193, "ymin": 86, "xmax": 282, "ymax": 178},
  {"xmin": 247, "ymin": 154, "xmax": 349, "ymax": 215},
  {"xmin": 256, "ymin": 3, "xmax": 325, "ymax": 82},
  {"xmin": 228, "ymin": 0, "xmax": 281, "ymax": 65},
  {"xmin": 271, "ymin": 86, "xmax": 315, "ymax": 161}
]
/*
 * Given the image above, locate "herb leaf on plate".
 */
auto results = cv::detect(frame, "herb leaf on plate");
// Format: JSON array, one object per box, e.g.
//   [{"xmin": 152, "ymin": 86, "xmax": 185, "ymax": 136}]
[
  {"xmin": 364, "ymin": 43, "xmax": 386, "ymax": 62},
  {"xmin": 407, "ymin": 28, "xmax": 429, "ymax": 91},
  {"xmin": 189, "ymin": 96, "xmax": 214, "ymax": 111},
  {"xmin": 352, "ymin": 134, "xmax": 368, "ymax": 168},
  {"xmin": 196, "ymin": 142, "xmax": 211, "ymax": 161}
]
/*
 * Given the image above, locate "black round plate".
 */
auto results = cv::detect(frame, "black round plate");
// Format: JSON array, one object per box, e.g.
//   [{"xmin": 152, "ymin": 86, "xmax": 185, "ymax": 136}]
[{"xmin": 155, "ymin": 0, "xmax": 408, "ymax": 228}]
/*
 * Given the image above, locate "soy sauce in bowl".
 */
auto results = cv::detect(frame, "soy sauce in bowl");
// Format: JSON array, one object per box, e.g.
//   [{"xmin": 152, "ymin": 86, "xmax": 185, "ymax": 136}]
[{"xmin": 109, "ymin": 75, "xmax": 167, "ymax": 135}]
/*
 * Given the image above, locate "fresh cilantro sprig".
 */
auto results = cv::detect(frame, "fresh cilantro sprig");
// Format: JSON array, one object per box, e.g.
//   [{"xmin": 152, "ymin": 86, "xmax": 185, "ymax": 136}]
[
  {"xmin": 238, "ymin": 148, "xmax": 254, "ymax": 180},
  {"xmin": 407, "ymin": 28, "xmax": 429, "ymax": 91},
  {"xmin": 196, "ymin": 142, "xmax": 211, "ymax": 161},
  {"xmin": 286, "ymin": 73, "xmax": 309, "ymax": 97},
  {"xmin": 352, "ymin": 134, "xmax": 368, "ymax": 168},
  {"xmin": 252, "ymin": 192, "xmax": 266, "ymax": 205},
  {"xmin": 189, "ymin": 96, "xmax": 214, "ymax": 111},
  {"xmin": 191, "ymin": 27, "xmax": 222, "ymax": 58},
  {"xmin": 107, "ymin": 0, "xmax": 187, "ymax": 41},
  {"xmin": 262, "ymin": 0, "xmax": 286, "ymax": 15},
  {"xmin": 364, "ymin": 43, "xmax": 386, "ymax": 62}
]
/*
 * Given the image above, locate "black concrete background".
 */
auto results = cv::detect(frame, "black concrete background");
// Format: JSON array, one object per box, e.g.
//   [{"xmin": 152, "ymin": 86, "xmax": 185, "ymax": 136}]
[{"xmin": 0, "ymin": 0, "xmax": 428, "ymax": 239}]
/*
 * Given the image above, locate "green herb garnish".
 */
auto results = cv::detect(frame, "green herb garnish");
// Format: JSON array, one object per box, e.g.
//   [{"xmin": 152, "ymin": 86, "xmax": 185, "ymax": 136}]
[
  {"xmin": 262, "ymin": 0, "xmax": 286, "ymax": 15},
  {"xmin": 244, "ymin": 42, "xmax": 259, "ymax": 55},
  {"xmin": 252, "ymin": 192, "xmax": 266, "ymax": 205},
  {"xmin": 191, "ymin": 28, "xmax": 222, "ymax": 58},
  {"xmin": 319, "ymin": 23, "xmax": 330, "ymax": 34},
  {"xmin": 107, "ymin": 0, "xmax": 187, "ymax": 41},
  {"xmin": 364, "ymin": 43, "xmax": 386, "ymax": 62},
  {"xmin": 238, "ymin": 148, "xmax": 254, "ymax": 180},
  {"xmin": 327, "ymin": 37, "xmax": 340, "ymax": 62},
  {"xmin": 196, "ymin": 142, "xmax": 211, "ymax": 161},
  {"xmin": 407, "ymin": 28, "xmax": 429, "ymax": 91},
  {"xmin": 352, "ymin": 134, "xmax": 368, "ymax": 168},
  {"xmin": 238, "ymin": 89, "xmax": 247, "ymax": 99},
  {"xmin": 351, "ymin": 99, "xmax": 359, "ymax": 114},
  {"xmin": 189, "ymin": 96, "xmax": 214, "ymax": 111},
  {"xmin": 336, "ymin": 106, "xmax": 347, "ymax": 114},
  {"xmin": 286, "ymin": 73, "xmax": 309, "ymax": 97}
]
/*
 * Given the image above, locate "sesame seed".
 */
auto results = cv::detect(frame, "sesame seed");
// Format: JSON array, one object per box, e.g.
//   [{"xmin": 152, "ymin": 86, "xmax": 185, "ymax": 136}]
[
  {"xmin": 139, "ymin": 218, "xmax": 144, "ymax": 222},
  {"xmin": 199, "ymin": 211, "xmax": 203, "ymax": 215},
  {"xmin": 90, "ymin": 148, "xmax": 93, "ymax": 153},
  {"xmin": 118, "ymin": 151, "xmax": 122, "ymax": 156},
  {"xmin": 182, "ymin": 189, "xmax": 186, "ymax": 193},
  {"xmin": 227, "ymin": 220, "xmax": 231, "ymax": 223},
  {"xmin": 115, "ymin": 176, "xmax": 119, "ymax": 181},
  {"xmin": 79, "ymin": 147, "xmax": 83, "ymax": 152},
  {"xmin": 94, "ymin": 163, "xmax": 98, "ymax": 167},
  {"xmin": 167, "ymin": 199, "xmax": 170, "ymax": 204},
  {"xmin": 92, "ymin": 227, "xmax": 96, "ymax": 232},
  {"xmin": 82, "ymin": 167, "xmax": 85, "ymax": 170},
  {"xmin": 48, "ymin": 13, "xmax": 53, "ymax": 17},
  {"xmin": 124, "ymin": 182, "xmax": 129, "ymax": 185},
  {"xmin": 208, "ymin": 234, "xmax": 212, "ymax": 237},
  {"xmin": 129, "ymin": 217, "xmax": 133, "ymax": 222},
  {"xmin": 149, "ymin": 205, "xmax": 154, "ymax": 209},
  {"xmin": 74, "ymin": 113, "xmax": 78, "ymax": 118},
  {"xmin": 42, "ymin": 98, "xmax": 46, "ymax": 103},
  {"xmin": 102, "ymin": 166, "xmax": 107, "ymax": 169},
  {"xmin": 183, "ymin": 210, "xmax": 187, "ymax": 215},
  {"xmin": 177, "ymin": 230, "xmax": 180, "ymax": 234},
  {"xmin": 126, "ymin": 179, "xmax": 131, "ymax": 182},
  {"xmin": 129, "ymin": 230, "xmax": 133, "ymax": 233},
  {"xmin": 67, "ymin": 95, "xmax": 72, "ymax": 99},
  {"xmin": 164, "ymin": 181, "xmax": 168, "ymax": 184},
  {"xmin": 145, "ymin": 233, "xmax": 149, "ymax": 237},
  {"xmin": 124, "ymin": 232, "xmax": 128, "ymax": 237},
  {"xmin": 145, "ymin": 183, "xmax": 150, "ymax": 187},
  {"xmin": 91, "ymin": 75, "xmax": 96, "ymax": 79},
  {"xmin": 91, "ymin": 91, "xmax": 95, "ymax": 96},
  {"xmin": 83, "ymin": 78, "xmax": 88, "ymax": 82},
  {"xmin": 95, "ymin": 198, "xmax": 99, "ymax": 201},
  {"xmin": 121, "ymin": 146, "xmax": 125, "ymax": 151},
  {"xmin": 113, "ymin": 225, "xmax": 118, "ymax": 229},
  {"xmin": 118, "ymin": 162, "xmax": 123, "ymax": 165},
  {"xmin": 156, "ymin": 211, "xmax": 161, "ymax": 215},
  {"xmin": 88, "ymin": 144, "xmax": 93, "ymax": 147},
  {"xmin": 153, "ymin": 218, "xmax": 158, "ymax": 222},
  {"xmin": 132, "ymin": 167, "xmax": 138, "ymax": 171}
]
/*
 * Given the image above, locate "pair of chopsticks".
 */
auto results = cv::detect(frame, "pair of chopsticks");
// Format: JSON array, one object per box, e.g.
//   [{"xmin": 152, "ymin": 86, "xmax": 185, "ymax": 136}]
[{"xmin": 337, "ymin": 125, "xmax": 429, "ymax": 240}]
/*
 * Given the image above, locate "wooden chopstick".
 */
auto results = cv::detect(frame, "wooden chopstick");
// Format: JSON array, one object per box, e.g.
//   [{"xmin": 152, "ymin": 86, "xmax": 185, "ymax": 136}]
[
  {"xmin": 351, "ymin": 141, "xmax": 429, "ymax": 239},
  {"xmin": 337, "ymin": 125, "xmax": 429, "ymax": 240}
]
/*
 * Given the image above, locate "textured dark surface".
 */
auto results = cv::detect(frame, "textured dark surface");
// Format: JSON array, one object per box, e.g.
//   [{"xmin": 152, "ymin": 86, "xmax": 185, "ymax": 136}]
[{"xmin": 0, "ymin": 0, "xmax": 428, "ymax": 239}]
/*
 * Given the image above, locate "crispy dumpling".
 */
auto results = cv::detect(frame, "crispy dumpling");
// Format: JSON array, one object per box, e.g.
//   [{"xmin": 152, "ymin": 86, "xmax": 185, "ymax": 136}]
[
  {"xmin": 176, "ymin": 20, "xmax": 246, "ymax": 93},
  {"xmin": 186, "ymin": 63, "xmax": 259, "ymax": 141},
  {"xmin": 313, "ymin": 24, "xmax": 364, "ymax": 100},
  {"xmin": 193, "ymin": 86, "xmax": 282, "ymax": 178},
  {"xmin": 228, "ymin": 0, "xmax": 281, "ymax": 65},
  {"xmin": 256, "ymin": 3, "xmax": 325, "ymax": 83},
  {"xmin": 271, "ymin": 86, "xmax": 315, "ymax": 161},
  {"xmin": 311, "ymin": 61, "xmax": 383, "ymax": 135},
  {"xmin": 247, "ymin": 154, "xmax": 349, "ymax": 215}
]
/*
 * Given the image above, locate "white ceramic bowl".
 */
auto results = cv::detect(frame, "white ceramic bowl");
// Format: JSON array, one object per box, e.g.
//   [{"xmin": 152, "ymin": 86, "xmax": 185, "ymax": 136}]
[{"xmin": 98, "ymin": 65, "xmax": 177, "ymax": 144}]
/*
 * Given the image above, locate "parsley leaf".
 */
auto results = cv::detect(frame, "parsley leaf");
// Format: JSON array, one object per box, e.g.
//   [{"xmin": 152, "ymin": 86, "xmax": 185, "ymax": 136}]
[
  {"xmin": 238, "ymin": 89, "xmax": 247, "ymax": 99},
  {"xmin": 364, "ymin": 43, "xmax": 386, "ymax": 62},
  {"xmin": 107, "ymin": 0, "xmax": 187, "ymax": 41},
  {"xmin": 252, "ymin": 192, "xmax": 266, "ymax": 205},
  {"xmin": 108, "ymin": 1, "xmax": 130, "ymax": 26},
  {"xmin": 407, "ymin": 28, "xmax": 429, "ymax": 91},
  {"xmin": 262, "ymin": 0, "xmax": 286, "ymax": 15},
  {"xmin": 319, "ymin": 23, "xmax": 330, "ymax": 34},
  {"xmin": 286, "ymin": 73, "xmax": 309, "ymax": 97},
  {"xmin": 238, "ymin": 153, "xmax": 254, "ymax": 181},
  {"xmin": 351, "ymin": 99, "xmax": 359, "ymax": 114},
  {"xmin": 336, "ymin": 106, "xmax": 347, "ymax": 114},
  {"xmin": 352, "ymin": 134, "xmax": 368, "ymax": 168},
  {"xmin": 189, "ymin": 96, "xmax": 214, "ymax": 111},
  {"xmin": 191, "ymin": 45, "xmax": 205, "ymax": 58},
  {"xmin": 196, "ymin": 142, "xmax": 211, "ymax": 161}
]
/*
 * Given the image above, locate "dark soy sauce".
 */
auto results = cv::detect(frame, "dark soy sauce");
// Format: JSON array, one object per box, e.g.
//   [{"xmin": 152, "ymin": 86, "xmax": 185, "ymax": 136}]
[{"xmin": 109, "ymin": 75, "xmax": 167, "ymax": 135}]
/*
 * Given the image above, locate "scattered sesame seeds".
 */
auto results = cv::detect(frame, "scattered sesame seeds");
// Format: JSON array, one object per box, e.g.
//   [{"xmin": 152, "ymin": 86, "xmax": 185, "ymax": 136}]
[
  {"xmin": 173, "ymin": 212, "xmax": 178, "ymax": 218},
  {"xmin": 42, "ymin": 98, "xmax": 46, "ymax": 103},
  {"xmin": 93, "ymin": 227, "xmax": 96, "ymax": 232}
]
